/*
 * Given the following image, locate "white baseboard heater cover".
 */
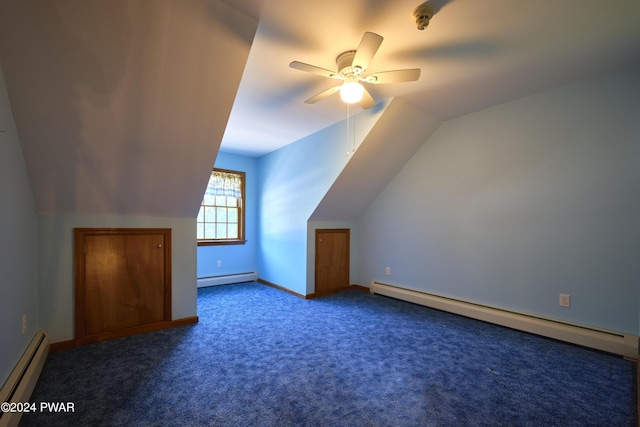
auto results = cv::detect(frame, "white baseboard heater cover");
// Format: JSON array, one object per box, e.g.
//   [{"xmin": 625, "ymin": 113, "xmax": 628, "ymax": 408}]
[
  {"xmin": 197, "ymin": 272, "xmax": 257, "ymax": 288},
  {"xmin": 370, "ymin": 281, "xmax": 638, "ymax": 360},
  {"xmin": 0, "ymin": 329, "xmax": 50, "ymax": 427}
]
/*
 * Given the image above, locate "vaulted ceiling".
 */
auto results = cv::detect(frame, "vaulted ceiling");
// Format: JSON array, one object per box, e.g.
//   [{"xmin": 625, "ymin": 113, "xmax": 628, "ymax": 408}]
[
  {"xmin": 0, "ymin": 0, "xmax": 258, "ymax": 216},
  {"xmin": 222, "ymin": 0, "xmax": 640, "ymax": 156},
  {"xmin": 1, "ymin": 0, "xmax": 639, "ymax": 217}
]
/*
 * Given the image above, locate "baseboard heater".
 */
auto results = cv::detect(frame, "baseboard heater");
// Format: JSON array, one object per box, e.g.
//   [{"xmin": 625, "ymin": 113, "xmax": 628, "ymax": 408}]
[
  {"xmin": 370, "ymin": 281, "xmax": 638, "ymax": 360},
  {"xmin": 197, "ymin": 272, "xmax": 257, "ymax": 288},
  {"xmin": 0, "ymin": 330, "xmax": 50, "ymax": 427}
]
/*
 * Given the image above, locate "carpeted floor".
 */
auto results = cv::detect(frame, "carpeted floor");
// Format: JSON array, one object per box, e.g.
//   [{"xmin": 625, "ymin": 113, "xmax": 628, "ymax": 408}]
[{"xmin": 21, "ymin": 282, "xmax": 637, "ymax": 426}]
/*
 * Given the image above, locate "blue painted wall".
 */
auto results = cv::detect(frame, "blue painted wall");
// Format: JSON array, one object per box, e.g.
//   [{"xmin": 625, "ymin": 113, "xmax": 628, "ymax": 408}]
[
  {"xmin": 0, "ymin": 66, "xmax": 39, "ymax": 387},
  {"xmin": 256, "ymin": 105, "xmax": 386, "ymax": 294},
  {"xmin": 356, "ymin": 65, "xmax": 640, "ymax": 335},
  {"xmin": 257, "ymin": 122, "xmax": 352, "ymax": 294},
  {"xmin": 197, "ymin": 151, "xmax": 258, "ymax": 278}
]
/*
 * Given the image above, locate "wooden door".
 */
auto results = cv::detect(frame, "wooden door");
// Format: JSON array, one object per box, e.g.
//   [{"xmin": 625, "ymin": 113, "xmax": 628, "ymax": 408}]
[
  {"xmin": 74, "ymin": 228, "xmax": 171, "ymax": 344},
  {"xmin": 315, "ymin": 229, "xmax": 350, "ymax": 296}
]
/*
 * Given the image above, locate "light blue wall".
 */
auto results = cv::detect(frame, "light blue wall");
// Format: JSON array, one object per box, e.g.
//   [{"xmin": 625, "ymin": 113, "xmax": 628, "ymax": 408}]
[
  {"xmin": 356, "ymin": 64, "xmax": 640, "ymax": 335},
  {"xmin": 38, "ymin": 215, "xmax": 197, "ymax": 343},
  {"xmin": 256, "ymin": 104, "xmax": 386, "ymax": 294},
  {"xmin": 0, "ymin": 66, "xmax": 39, "ymax": 387},
  {"xmin": 257, "ymin": 122, "xmax": 352, "ymax": 294},
  {"xmin": 197, "ymin": 151, "xmax": 258, "ymax": 278}
]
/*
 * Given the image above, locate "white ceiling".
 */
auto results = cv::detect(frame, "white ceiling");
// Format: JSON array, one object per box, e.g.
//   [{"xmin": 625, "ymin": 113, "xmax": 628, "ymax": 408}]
[
  {"xmin": 0, "ymin": 0, "xmax": 258, "ymax": 216},
  {"xmin": 1, "ymin": 0, "xmax": 638, "ymax": 217},
  {"xmin": 220, "ymin": 0, "xmax": 640, "ymax": 157}
]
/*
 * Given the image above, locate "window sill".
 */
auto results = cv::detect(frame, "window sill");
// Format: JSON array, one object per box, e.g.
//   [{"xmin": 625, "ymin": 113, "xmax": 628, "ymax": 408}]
[{"xmin": 197, "ymin": 239, "xmax": 247, "ymax": 246}]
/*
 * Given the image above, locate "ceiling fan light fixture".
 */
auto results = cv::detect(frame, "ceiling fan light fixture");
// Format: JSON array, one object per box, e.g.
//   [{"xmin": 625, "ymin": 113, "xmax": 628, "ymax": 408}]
[
  {"xmin": 290, "ymin": 32, "xmax": 420, "ymax": 109},
  {"xmin": 340, "ymin": 80, "xmax": 364, "ymax": 104}
]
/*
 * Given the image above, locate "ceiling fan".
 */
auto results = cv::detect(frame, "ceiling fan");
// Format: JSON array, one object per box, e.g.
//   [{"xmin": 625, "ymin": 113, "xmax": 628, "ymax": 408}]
[{"xmin": 289, "ymin": 32, "xmax": 421, "ymax": 109}]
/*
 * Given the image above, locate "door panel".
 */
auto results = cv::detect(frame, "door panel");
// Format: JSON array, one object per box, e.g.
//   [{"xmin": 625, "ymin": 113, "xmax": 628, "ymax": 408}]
[
  {"xmin": 84, "ymin": 233, "xmax": 165, "ymax": 334},
  {"xmin": 315, "ymin": 229, "xmax": 350, "ymax": 295},
  {"xmin": 75, "ymin": 228, "xmax": 171, "ymax": 342}
]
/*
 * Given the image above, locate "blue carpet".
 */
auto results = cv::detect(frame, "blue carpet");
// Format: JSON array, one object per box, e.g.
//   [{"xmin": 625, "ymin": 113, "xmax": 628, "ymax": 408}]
[{"xmin": 22, "ymin": 282, "xmax": 636, "ymax": 426}]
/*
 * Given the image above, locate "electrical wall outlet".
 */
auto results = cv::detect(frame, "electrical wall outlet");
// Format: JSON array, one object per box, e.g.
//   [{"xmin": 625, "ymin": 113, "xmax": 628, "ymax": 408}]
[
  {"xmin": 22, "ymin": 315, "xmax": 27, "ymax": 334},
  {"xmin": 559, "ymin": 293, "xmax": 571, "ymax": 307},
  {"xmin": 217, "ymin": 260, "xmax": 222, "ymax": 267},
  {"xmin": 385, "ymin": 266, "xmax": 391, "ymax": 276}
]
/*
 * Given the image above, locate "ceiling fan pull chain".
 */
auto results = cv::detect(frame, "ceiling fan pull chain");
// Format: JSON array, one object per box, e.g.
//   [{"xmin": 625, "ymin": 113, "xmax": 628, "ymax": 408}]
[
  {"xmin": 352, "ymin": 111, "xmax": 356, "ymax": 154},
  {"xmin": 346, "ymin": 103, "xmax": 351, "ymax": 156}
]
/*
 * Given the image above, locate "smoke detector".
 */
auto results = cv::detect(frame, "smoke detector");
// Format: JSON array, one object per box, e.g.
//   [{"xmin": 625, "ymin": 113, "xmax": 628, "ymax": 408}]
[{"xmin": 412, "ymin": 2, "xmax": 435, "ymax": 30}]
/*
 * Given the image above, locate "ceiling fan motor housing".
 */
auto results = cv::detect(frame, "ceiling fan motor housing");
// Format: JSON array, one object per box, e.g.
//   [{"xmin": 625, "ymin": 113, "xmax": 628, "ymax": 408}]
[
  {"xmin": 413, "ymin": 2, "xmax": 435, "ymax": 30},
  {"xmin": 336, "ymin": 50, "xmax": 359, "ymax": 76}
]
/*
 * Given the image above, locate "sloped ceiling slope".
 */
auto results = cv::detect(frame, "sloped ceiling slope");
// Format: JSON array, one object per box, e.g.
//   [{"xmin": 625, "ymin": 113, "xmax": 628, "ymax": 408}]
[
  {"xmin": 0, "ymin": 0, "xmax": 257, "ymax": 217},
  {"xmin": 310, "ymin": 98, "xmax": 441, "ymax": 221},
  {"xmin": 221, "ymin": 0, "xmax": 640, "ymax": 157}
]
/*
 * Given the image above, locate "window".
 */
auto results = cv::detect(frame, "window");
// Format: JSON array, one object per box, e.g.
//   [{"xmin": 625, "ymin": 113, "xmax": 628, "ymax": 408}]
[{"xmin": 197, "ymin": 168, "xmax": 245, "ymax": 245}]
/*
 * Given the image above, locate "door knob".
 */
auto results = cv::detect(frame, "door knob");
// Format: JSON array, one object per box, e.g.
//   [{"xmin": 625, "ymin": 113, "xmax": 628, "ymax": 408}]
[{"xmin": 157, "ymin": 244, "xmax": 163, "ymax": 248}]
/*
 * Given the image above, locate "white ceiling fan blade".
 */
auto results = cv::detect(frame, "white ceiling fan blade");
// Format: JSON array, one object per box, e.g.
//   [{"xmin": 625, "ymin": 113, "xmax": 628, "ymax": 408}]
[
  {"xmin": 358, "ymin": 87, "xmax": 376, "ymax": 109},
  {"xmin": 366, "ymin": 68, "xmax": 421, "ymax": 84},
  {"xmin": 305, "ymin": 86, "xmax": 341, "ymax": 104},
  {"xmin": 352, "ymin": 32, "xmax": 383, "ymax": 72},
  {"xmin": 289, "ymin": 61, "xmax": 339, "ymax": 79}
]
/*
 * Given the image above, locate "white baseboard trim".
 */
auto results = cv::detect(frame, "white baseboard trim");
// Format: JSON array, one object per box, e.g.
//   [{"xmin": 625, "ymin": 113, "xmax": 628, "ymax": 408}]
[
  {"xmin": 198, "ymin": 272, "xmax": 257, "ymax": 288},
  {"xmin": 370, "ymin": 281, "xmax": 638, "ymax": 360},
  {"xmin": 0, "ymin": 330, "xmax": 50, "ymax": 427}
]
